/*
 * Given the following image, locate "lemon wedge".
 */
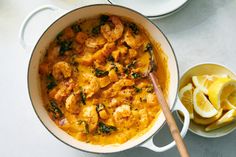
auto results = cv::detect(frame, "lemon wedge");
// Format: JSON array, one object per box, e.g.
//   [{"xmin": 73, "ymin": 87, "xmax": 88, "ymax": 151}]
[
  {"xmin": 208, "ymin": 78, "xmax": 236, "ymax": 110},
  {"xmin": 229, "ymin": 91, "xmax": 236, "ymax": 104},
  {"xmin": 192, "ymin": 75, "xmax": 228, "ymax": 95},
  {"xmin": 193, "ymin": 88, "xmax": 218, "ymax": 118},
  {"xmin": 221, "ymin": 91, "xmax": 236, "ymax": 110},
  {"xmin": 179, "ymin": 83, "xmax": 194, "ymax": 119},
  {"xmin": 193, "ymin": 108, "xmax": 223, "ymax": 125},
  {"xmin": 205, "ymin": 109, "xmax": 236, "ymax": 131}
]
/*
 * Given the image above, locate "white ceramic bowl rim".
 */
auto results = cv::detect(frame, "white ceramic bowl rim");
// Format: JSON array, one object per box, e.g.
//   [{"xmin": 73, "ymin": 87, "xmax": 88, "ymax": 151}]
[
  {"xmin": 107, "ymin": 0, "xmax": 190, "ymax": 18},
  {"xmin": 27, "ymin": 4, "xmax": 180, "ymax": 153},
  {"xmin": 177, "ymin": 62, "xmax": 236, "ymax": 138}
]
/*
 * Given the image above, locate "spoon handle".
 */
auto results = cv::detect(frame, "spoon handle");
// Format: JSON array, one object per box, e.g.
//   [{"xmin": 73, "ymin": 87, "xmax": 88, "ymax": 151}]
[{"xmin": 149, "ymin": 72, "xmax": 190, "ymax": 157}]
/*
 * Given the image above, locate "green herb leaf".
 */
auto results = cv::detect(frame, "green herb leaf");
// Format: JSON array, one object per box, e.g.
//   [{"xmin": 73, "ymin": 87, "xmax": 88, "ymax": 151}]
[
  {"xmin": 92, "ymin": 25, "xmax": 100, "ymax": 35},
  {"xmin": 98, "ymin": 122, "xmax": 117, "ymax": 134},
  {"xmin": 46, "ymin": 74, "xmax": 57, "ymax": 90},
  {"xmin": 94, "ymin": 68, "xmax": 109, "ymax": 77},
  {"xmin": 77, "ymin": 120, "xmax": 89, "ymax": 134},
  {"xmin": 56, "ymin": 32, "xmax": 63, "ymax": 43},
  {"xmin": 146, "ymin": 85, "xmax": 154, "ymax": 93},
  {"xmin": 127, "ymin": 60, "xmax": 137, "ymax": 69},
  {"xmin": 131, "ymin": 72, "xmax": 141, "ymax": 79},
  {"xmin": 59, "ymin": 40, "xmax": 72, "ymax": 56},
  {"xmin": 70, "ymin": 55, "xmax": 79, "ymax": 66},
  {"xmin": 128, "ymin": 23, "xmax": 139, "ymax": 35},
  {"xmin": 49, "ymin": 100, "xmax": 63, "ymax": 119},
  {"xmin": 123, "ymin": 67, "xmax": 129, "ymax": 75},
  {"xmin": 133, "ymin": 85, "xmax": 142, "ymax": 93},
  {"xmin": 111, "ymin": 62, "xmax": 119, "ymax": 73},
  {"xmin": 100, "ymin": 15, "xmax": 109, "ymax": 25},
  {"xmin": 96, "ymin": 103, "xmax": 105, "ymax": 112},
  {"xmin": 107, "ymin": 55, "xmax": 114, "ymax": 62},
  {"xmin": 80, "ymin": 89, "xmax": 86, "ymax": 105},
  {"xmin": 71, "ymin": 23, "xmax": 82, "ymax": 33},
  {"xmin": 91, "ymin": 15, "xmax": 109, "ymax": 35},
  {"xmin": 47, "ymin": 81, "xmax": 57, "ymax": 90},
  {"xmin": 144, "ymin": 43, "xmax": 153, "ymax": 53}
]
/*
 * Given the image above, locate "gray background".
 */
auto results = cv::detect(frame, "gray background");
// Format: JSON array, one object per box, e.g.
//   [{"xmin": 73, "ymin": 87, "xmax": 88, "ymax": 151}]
[{"xmin": 0, "ymin": 0, "xmax": 235, "ymax": 156}]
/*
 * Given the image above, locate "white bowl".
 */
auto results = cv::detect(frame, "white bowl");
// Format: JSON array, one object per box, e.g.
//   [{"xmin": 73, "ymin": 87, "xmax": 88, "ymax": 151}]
[
  {"xmin": 177, "ymin": 63, "xmax": 236, "ymax": 138},
  {"xmin": 19, "ymin": 4, "xmax": 190, "ymax": 153},
  {"xmin": 108, "ymin": 0, "xmax": 190, "ymax": 19}
]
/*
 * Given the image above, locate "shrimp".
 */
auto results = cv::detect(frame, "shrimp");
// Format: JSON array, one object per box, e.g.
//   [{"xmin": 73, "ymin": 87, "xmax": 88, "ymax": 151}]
[
  {"xmin": 85, "ymin": 35, "xmax": 106, "ymax": 49},
  {"xmin": 50, "ymin": 79, "xmax": 74, "ymax": 103},
  {"xmin": 82, "ymin": 73, "xmax": 100, "ymax": 98},
  {"xmin": 146, "ymin": 93, "xmax": 158, "ymax": 106},
  {"xmin": 52, "ymin": 61, "xmax": 72, "ymax": 80},
  {"xmin": 65, "ymin": 93, "xmax": 80, "ymax": 114},
  {"xmin": 128, "ymin": 49, "xmax": 138, "ymax": 59},
  {"xmin": 78, "ymin": 42, "xmax": 115, "ymax": 66},
  {"xmin": 139, "ymin": 108, "xmax": 149, "ymax": 128},
  {"xmin": 111, "ymin": 45, "xmax": 128, "ymax": 61},
  {"xmin": 103, "ymin": 79, "xmax": 135, "ymax": 97},
  {"xmin": 92, "ymin": 42, "xmax": 116, "ymax": 63},
  {"xmin": 118, "ymin": 88, "xmax": 134, "ymax": 99},
  {"xmin": 75, "ymin": 32, "xmax": 88, "ymax": 44},
  {"xmin": 113, "ymin": 105, "xmax": 133, "ymax": 128},
  {"xmin": 81, "ymin": 105, "xmax": 98, "ymax": 132},
  {"xmin": 124, "ymin": 29, "xmax": 144, "ymax": 49},
  {"xmin": 101, "ymin": 16, "xmax": 124, "ymax": 42}
]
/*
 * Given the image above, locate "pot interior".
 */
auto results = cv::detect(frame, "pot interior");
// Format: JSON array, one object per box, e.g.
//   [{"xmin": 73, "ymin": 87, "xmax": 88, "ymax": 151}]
[{"xmin": 28, "ymin": 4, "xmax": 179, "ymax": 153}]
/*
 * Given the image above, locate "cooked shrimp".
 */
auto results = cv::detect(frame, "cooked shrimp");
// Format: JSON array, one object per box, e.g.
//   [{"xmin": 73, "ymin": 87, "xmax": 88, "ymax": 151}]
[
  {"xmin": 139, "ymin": 108, "xmax": 149, "ymax": 128},
  {"xmin": 81, "ymin": 105, "xmax": 98, "ymax": 132},
  {"xmin": 103, "ymin": 79, "xmax": 135, "ymax": 97},
  {"xmin": 75, "ymin": 32, "xmax": 88, "ymax": 44},
  {"xmin": 82, "ymin": 73, "xmax": 100, "ymax": 98},
  {"xmin": 92, "ymin": 42, "xmax": 116, "ymax": 63},
  {"xmin": 146, "ymin": 93, "xmax": 158, "ymax": 106},
  {"xmin": 113, "ymin": 105, "xmax": 133, "ymax": 127},
  {"xmin": 124, "ymin": 29, "xmax": 144, "ymax": 49},
  {"xmin": 118, "ymin": 88, "xmax": 134, "ymax": 99},
  {"xmin": 111, "ymin": 45, "xmax": 128, "ymax": 61},
  {"xmin": 85, "ymin": 35, "xmax": 106, "ymax": 49},
  {"xmin": 101, "ymin": 16, "xmax": 124, "ymax": 42},
  {"xmin": 52, "ymin": 61, "xmax": 72, "ymax": 80},
  {"xmin": 50, "ymin": 79, "xmax": 74, "ymax": 102},
  {"xmin": 65, "ymin": 93, "xmax": 80, "ymax": 114},
  {"xmin": 128, "ymin": 49, "xmax": 138, "ymax": 59}
]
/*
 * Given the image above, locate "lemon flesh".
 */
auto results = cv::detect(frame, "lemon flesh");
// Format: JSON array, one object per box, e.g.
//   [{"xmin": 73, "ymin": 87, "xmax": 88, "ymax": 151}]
[
  {"xmin": 208, "ymin": 78, "xmax": 236, "ymax": 110},
  {"xmin": 205, "ymin": 109, "xmax": 236, "ymax": 131},
  {"xmin": 221, "ymin": 91, "xmax": 236, "ymax": 110},
  {"xmin": 193, "ymin": 108, "xmax": 223, "ymax": 125},
  {"xmin": 193, "ymin": 88, "xmax": 218, "ymax": 118},
  {"xmin": 179, "ymin": 83, "xmax": 194, "ymax": 119},
  {"xmin": 192, "ymin": 75, "xmax": 228, "ymax": 95}
]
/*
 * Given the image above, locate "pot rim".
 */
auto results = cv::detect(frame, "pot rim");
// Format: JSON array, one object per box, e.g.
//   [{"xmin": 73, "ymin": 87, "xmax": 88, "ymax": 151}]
[{"xmin": 27, "ymin": 3, "xmax": 180, "ymax": 154}]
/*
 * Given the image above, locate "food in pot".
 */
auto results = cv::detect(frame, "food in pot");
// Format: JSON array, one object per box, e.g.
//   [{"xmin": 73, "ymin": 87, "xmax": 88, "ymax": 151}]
[
  {"xmin": 39, "ymin": 15, "xmax": 169, "ymax": 145},
  {"xmin": 179, "ymin": 75, "xmax": 236, "ymax": 131}
]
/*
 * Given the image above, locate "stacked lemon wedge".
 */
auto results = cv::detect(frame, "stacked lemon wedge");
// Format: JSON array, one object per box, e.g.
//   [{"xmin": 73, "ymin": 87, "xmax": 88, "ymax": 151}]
[{"xmin": 179, "ymin": 75, "xmax": 236, "ymax": 131}]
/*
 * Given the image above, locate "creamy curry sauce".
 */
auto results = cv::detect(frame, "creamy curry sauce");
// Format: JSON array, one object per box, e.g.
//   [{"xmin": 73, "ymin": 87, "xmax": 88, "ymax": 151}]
[{"xmin": 39, "ymin": 15, "xmax": 169, "ymax": 145}]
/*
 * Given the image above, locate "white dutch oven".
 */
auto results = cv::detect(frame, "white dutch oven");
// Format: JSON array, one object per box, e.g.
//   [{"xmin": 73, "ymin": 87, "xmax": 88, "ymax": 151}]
[{"xmin": 19, "ymin": 4, "xmax": 190, "ymax": 153}]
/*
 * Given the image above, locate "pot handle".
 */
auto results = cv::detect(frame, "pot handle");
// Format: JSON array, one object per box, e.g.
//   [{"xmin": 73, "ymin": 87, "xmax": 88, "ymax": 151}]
[
  {"xmin": 19, "ymin": 5, "xmax": 63, "ymax": 49},
  {"xmin": 140, "ymin": 98, "xmax": 190, "ymax": 152}
]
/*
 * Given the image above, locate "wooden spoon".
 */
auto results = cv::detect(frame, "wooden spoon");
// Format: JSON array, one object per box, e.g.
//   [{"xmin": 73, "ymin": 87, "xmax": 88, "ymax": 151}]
[{"xmin": 145, "ymin": 47, "xmax": 190, "ymax": 157}]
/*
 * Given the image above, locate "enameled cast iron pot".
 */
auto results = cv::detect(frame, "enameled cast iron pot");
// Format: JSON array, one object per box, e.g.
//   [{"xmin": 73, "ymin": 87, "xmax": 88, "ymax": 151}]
[{"xmin": 19, "ymin": 4, "xmax": 190, "ymax": 154}]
